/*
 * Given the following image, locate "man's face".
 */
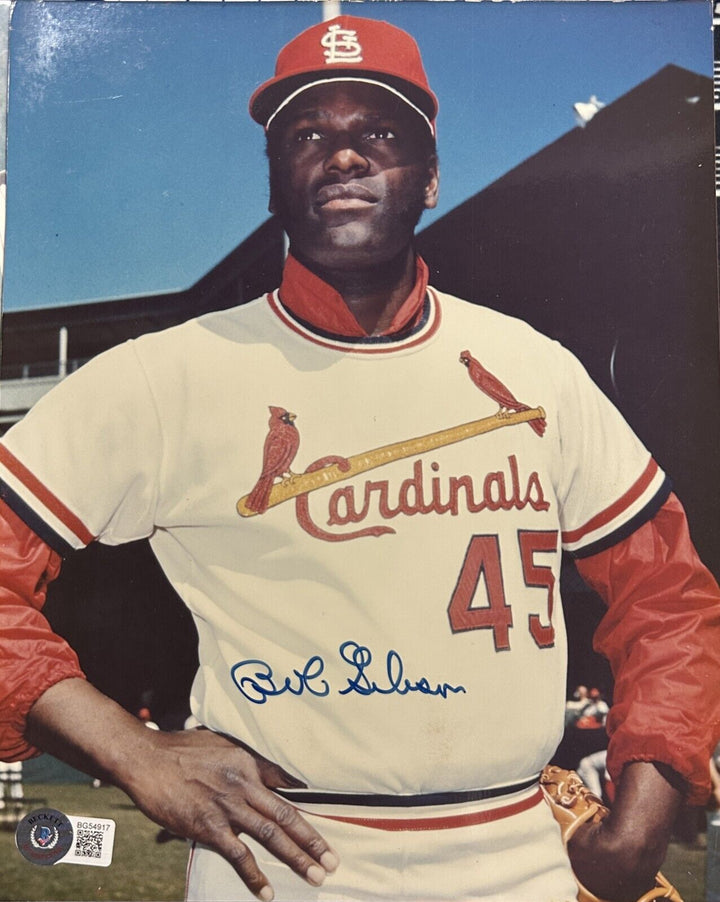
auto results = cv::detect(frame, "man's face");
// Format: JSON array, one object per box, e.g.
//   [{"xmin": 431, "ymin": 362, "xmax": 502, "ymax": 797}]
[{"xmin": 267, "ymin": 82, "xmax": 439, "ymax": 271}]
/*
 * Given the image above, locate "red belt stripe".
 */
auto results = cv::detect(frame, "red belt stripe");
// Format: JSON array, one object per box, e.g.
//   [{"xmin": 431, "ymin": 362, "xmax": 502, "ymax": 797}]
[{"xmin": 296, "ymin": 786, "xmax": 544, "ymax": 832}]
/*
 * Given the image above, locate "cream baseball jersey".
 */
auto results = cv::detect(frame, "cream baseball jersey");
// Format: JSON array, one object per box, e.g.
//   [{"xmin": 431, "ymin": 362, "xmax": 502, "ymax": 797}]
[{"xmin": 0, "ymin": 288, "xmax": 669, "ymax": 794}]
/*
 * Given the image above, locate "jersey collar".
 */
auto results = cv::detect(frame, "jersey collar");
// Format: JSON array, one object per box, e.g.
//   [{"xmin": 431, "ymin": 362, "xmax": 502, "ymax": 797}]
[{"xmin": 278, "ymin": 253, "xmax": 430, "ymax": 339}]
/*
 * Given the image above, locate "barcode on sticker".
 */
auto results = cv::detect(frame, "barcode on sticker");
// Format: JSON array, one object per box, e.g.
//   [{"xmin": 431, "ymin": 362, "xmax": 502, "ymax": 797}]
[
  {"xmin": 75, "ymin": 828, "xmax": 104, "ymax": 859},
  {"xmin": 58, "ymin": 815, "xmax": 116, "ymax": 867}
]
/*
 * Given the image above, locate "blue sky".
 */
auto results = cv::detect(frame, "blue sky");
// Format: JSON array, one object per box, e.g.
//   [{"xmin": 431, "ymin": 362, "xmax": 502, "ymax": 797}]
[{"xmin": 3, "ymin": 0, "xmax": 713, "ymax": 311}]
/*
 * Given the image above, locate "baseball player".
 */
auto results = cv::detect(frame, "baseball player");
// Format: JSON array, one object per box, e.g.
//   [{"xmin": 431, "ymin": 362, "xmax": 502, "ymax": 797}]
[{"xmin": 1, "ymin": 15, "xmax": 719, "ymax": 902}]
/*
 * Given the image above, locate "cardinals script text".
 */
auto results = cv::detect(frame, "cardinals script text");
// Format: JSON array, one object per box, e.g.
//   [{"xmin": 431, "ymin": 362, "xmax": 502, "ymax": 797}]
[{"xmin": 295, "ymin": 454, "xmax": 549, "ymax": 541}]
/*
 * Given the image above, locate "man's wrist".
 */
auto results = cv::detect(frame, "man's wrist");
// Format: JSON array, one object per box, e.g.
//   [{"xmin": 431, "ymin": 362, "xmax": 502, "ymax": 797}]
[{"xmin": 25, "ymin": 677, "xmax": 161, "ymax": 788}]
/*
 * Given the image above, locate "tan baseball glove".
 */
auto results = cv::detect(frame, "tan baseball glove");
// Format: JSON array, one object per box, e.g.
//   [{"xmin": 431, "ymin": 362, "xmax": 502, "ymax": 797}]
[{"xmin": 540, "ymin": 765, "xmax": 682, "ymax": 902}]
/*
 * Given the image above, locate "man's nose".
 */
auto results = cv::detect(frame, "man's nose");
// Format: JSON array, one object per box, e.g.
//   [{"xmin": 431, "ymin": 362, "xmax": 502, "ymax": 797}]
[{"xmin": 324, "ymin": 135, "xmax": 369, "ymax": 174}]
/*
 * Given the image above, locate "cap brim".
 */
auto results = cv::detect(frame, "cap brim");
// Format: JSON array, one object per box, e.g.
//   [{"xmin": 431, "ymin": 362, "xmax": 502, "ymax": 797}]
[{"xmin": 250, "ymin": 68, "xmax": 438, "ymax": 128}]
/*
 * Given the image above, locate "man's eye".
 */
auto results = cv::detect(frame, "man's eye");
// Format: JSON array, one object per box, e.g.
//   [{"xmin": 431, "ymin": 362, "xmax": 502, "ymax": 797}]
[
  {"xmin": 295, "ymin": 129, "xmax": 323, "ymax": 142},
  {"xmin": 366, "ymin": 128, "xmax": 396, "ymax": 140}
]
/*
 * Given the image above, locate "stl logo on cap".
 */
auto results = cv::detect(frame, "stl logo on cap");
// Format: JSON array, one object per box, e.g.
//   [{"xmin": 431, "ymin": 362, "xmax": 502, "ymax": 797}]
[
  {"xmin": 321, "ymin": 24, "xmax": 363, "ymax": 64},
  {"xmin": 249, "ymin": 15, "xmax": 439, "ymax": 132}
]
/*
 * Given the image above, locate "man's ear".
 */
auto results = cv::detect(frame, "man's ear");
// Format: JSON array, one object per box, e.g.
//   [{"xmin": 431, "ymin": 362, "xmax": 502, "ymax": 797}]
[{"xmin": 424, "ymin": 155, "xmax": 439, "ymax": 210}]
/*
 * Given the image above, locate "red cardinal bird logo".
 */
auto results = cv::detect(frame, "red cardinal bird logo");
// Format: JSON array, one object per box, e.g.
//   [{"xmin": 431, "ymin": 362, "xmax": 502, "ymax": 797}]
[
  {"xmin": 459, "ymin": 350, "xmax": 546, "ymax": 437},
  {"xmin": 246, "ymin": 406, "xmax": 301, "ymax": 514}
]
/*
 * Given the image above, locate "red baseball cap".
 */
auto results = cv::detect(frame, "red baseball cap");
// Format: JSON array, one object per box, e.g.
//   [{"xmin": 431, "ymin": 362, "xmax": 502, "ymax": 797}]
[{"xmin": 249, "ymin": 15, "xmax": 438, "ymax": 133}]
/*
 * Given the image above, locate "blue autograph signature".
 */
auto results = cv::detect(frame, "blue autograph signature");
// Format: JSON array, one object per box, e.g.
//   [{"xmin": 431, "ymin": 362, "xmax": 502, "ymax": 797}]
[
  {"xmin": 230, "ymin": 641, "xmax": 466, "ymax": 704},
  {"xmin": 230, "ymin": 656, "xmax": 330, "ymax": 705},
  {"xmin": 338, "ymin": 641, "xmax": 466, "ymax": 699}
]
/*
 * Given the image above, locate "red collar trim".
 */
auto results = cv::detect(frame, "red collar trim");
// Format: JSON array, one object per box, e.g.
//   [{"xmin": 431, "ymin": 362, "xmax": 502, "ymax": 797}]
[
  {"xmin": 278, "ymin": 254, "xmax": 430, "ymax": 338},
  {"xmin": 267, "ymin": 288, "xmax": 442, "ymax": 355}
]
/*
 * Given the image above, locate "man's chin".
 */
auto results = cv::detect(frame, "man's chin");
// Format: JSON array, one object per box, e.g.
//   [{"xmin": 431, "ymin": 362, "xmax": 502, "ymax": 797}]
[
  {"xmin": 293, "ymin": 226, "xmax": 393, "ymax": 269},
  {"xmin": 322, "ymin": 218, "xmax": 376, "ymax": 246}
]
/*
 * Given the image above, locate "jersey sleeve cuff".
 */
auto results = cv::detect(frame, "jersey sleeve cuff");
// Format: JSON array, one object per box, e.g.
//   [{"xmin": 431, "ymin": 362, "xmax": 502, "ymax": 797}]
[
  {"xmin": 607, "ymin": 733, "xmax": 711, "ymax": 806},
  {"xmin": 562, "ymin": 459, "xmax": 672, "ymax": 559},
  {"xmin": 0, "ymin": 444, "xmax": 94, "ymax": 556}
]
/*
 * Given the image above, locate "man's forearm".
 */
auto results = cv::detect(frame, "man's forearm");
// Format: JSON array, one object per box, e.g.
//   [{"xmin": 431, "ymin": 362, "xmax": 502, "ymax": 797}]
[
  {"xmin": 25, "ymin": 677, "xmax": 158, "ymax": 789},
  {"xmin": 568, "ymin": 760, "xmax": 683, "ymax": 901}
]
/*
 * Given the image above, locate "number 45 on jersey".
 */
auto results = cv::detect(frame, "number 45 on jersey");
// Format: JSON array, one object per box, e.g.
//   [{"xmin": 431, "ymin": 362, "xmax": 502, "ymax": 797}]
[{"xmin": 448, "ymin": 530, "xmax": 558, "ymax": 651}]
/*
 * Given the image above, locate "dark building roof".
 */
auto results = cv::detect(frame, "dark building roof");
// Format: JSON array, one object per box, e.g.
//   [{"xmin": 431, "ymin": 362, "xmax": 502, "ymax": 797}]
[{"xmin": 418, "ymin": 64, "xmax": 716, "ymax": 368}]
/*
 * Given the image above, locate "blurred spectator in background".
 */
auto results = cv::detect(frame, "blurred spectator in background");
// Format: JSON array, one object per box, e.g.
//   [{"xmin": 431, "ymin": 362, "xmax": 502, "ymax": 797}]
[
  {"xmin": 575, "ymin": 688, "xmax": 609, "ymax": 731},
  {"xmin": 577, "ymin": 749, "xmax": 613, "ymax": 805},
  {"xmin": 565, "ymin": 685, "xmax": 590, "ymax": 727},
  {"xmin": 0, "ymin": 760, "xmax": 23, "ymax": 808}
]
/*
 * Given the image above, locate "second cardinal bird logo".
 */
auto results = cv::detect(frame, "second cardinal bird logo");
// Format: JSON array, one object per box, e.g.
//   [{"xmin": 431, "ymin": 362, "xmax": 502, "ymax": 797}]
[{"xmin": 459, "ymin": 350, "xmax": 546, "ymax": 437}]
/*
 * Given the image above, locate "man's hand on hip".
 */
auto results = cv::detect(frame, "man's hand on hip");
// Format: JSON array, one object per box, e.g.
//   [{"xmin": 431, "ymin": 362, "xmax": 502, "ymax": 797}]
[
  {"xmin": 25, "ymin": 678, "xmax": 338, "ymax": 902},
  {"xmin": 126, "ymin": 728, "xmax": 339, "ymax": 901}
]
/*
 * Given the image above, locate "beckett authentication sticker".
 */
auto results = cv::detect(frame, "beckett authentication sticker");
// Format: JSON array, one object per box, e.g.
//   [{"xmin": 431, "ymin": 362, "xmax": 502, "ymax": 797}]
[
  {"xmin": 15, "ymin": 809, "xmax": 73, "ymax": 866},
  {"xmin": 16, "ymin": 809, "xmax": 116, "ymax": 868}
]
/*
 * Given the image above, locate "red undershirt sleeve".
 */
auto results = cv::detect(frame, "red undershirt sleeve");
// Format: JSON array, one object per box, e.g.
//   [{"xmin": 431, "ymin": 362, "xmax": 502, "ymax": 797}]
[
  {"xmin": 575, "ymin": 492, "xmax": 720, "ymax": 804},
  {"xmin": 0, "ymin": 498, "xmax": 85, "ymax": 761}
]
